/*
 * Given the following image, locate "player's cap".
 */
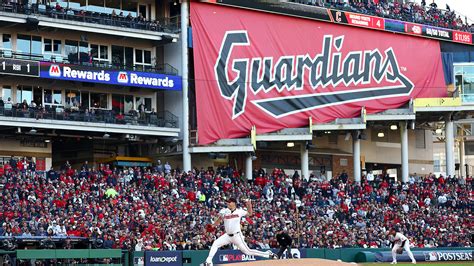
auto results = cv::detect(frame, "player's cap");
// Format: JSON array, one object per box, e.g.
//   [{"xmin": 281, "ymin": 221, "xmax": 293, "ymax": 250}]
[{"xmin": 227, "ymin": 197, "xmax": 237, "ymax": 203}]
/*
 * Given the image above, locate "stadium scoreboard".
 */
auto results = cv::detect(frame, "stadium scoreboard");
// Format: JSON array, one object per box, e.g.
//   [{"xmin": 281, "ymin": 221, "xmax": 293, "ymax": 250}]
[{"xmin": 0, "ymin": 58, "xmax": 40, "ymax": 77}]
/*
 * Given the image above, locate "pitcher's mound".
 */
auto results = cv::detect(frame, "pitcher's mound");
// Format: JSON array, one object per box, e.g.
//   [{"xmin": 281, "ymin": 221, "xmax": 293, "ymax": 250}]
[{"xmin": 222, "ymin": 258, "xmax": 359, "ymax": 266}]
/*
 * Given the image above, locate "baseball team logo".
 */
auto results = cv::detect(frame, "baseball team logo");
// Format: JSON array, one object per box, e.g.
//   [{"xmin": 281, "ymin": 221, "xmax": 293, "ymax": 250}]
[
  {"xmin": 117, "ymin": 72, "xmax": 128, "ymax": 83},
  {"xmin": 215, "ymin": 31, "xmax": 414, "ymax": 119},
  {"xmin": 49, "ymin": 64, "xmax": 61, "ymax": 77}
]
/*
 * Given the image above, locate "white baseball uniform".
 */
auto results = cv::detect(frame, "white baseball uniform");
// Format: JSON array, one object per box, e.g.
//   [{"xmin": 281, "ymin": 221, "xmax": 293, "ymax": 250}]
[
  {"xmin": 205, "ymin": 207, "xmax": 271, "ymax": 264},
  {"xmin": 391, "ymin": 232, "xmax": 416, "ymax": 263}
]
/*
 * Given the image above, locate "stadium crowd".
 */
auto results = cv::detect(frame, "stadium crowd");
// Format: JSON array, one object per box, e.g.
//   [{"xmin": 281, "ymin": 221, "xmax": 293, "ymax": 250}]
[
  {"xmin": 294, "ymin": 0, "xmax": 474, "ymax": 32},
  {"xmin": 0, "ymin": 157, "xmax": 472, "ymax": 251}
]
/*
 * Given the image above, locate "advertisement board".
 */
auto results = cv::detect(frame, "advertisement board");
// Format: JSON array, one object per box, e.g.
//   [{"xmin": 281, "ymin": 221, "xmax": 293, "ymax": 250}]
[
  {"xmin": 144, "ymin": 251, "xmax": 182, "ymax": 266},
  {"xmin": 214, "ymin": 249, "xmax": 306, "ymax": 264},
  {"xmin": 216, "ymin": 0, "xmax": 473, "ymax": 45},
  {"xmin": 191, "ymin": 2, "xmax": 446, "ymax": 144},
  {"xmin": 374, "ymin": 249, "xmax": 473, "ymax": 262},
  {"xmin": 39, "ymin": 62, "xmax": 182, "ymax": 91}
]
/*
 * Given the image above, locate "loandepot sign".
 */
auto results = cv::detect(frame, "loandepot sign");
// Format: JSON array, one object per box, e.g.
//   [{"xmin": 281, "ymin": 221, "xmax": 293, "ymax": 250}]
[{"xmin": 40, "ymin": 62, "xmax": 182, "ymax": 91}]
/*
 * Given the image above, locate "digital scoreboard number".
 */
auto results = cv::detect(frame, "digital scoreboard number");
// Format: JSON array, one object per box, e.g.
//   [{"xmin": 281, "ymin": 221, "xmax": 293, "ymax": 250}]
[{"xmin": 0, "ymin": 58, "xmax": 40, "ymax": 77}]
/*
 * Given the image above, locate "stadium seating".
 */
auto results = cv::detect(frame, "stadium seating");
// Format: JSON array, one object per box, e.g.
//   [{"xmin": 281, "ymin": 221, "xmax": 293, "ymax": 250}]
[{"xmin": 0, "ymin": 160, "xmax": 471, "ymax": 251}]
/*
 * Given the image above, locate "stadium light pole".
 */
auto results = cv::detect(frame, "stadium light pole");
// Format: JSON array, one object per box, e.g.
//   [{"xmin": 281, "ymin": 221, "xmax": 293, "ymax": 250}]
[{"xmin": 181, "ymin": 0, "xmax": 192, "ymax": 172}]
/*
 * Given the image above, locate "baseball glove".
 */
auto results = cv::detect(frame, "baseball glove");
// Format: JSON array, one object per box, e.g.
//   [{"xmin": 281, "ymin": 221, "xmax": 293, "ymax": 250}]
[{"xmin": 396, "ymin": 248, "xmax": 403, "ymax": 254}]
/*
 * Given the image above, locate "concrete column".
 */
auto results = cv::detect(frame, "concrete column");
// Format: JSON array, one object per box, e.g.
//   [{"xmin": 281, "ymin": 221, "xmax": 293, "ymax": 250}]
[
  {"xmin": 181, "ymin": 0, "xmax": 191, "ymax": 171},
  {"xmin": 400, "ymin": 121, "xmax": 409, "ymax": 183},
  {"xmin": 352, "ymin": 131, "xmax": 361, "ymax": 183},
  {"xmin": 445, "ymin": 117, "xmax": 455, "ymax": 177},
  {"xmin": 460, "ymin": 137, "xmax": 465, "ymax": 178},
  {"xmin": 300, "ymin": 144, "xmax": 309, "ymax": 181},
  {"xmin": 245, "ymin": 154, "xmax": 253, "ymax": 181}
]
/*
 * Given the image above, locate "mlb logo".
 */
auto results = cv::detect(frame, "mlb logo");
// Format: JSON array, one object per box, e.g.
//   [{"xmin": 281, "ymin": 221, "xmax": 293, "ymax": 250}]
[
  {"xmin": 219, "ymin": 255, "xmax": 228, "ymax": 262},
  {"xmin": 117, "ymin": 72, "xmax": 128, "ymax": 83},
  {"xmin": 49, "ymin": 64, "xmax": 61, "ymax": 77},
  {"xmin": 424, "ymin": 252, "xmax": 437, "ymax": 261}
]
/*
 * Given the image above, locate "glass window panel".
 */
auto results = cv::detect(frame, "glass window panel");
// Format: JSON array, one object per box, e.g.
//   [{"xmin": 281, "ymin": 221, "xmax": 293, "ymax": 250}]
[
  {"xmin": 454, "ymin": 66, "xmax": 462, "ymax": 75},
  {"xmin": 31, "ymin": 36, "xmax": 42, "ymax": 55},
  {"xmin": 90, "ymin": 93, "xmax": 107, "ymax": 109},
  {"xmin": 91, "ymin": 44, "xmax": 99, "ymax": 59},
  {"xmin": 105, "ymin": 0, "xmax": 120, "ymax": 9},
  {"xmin": 79, "ymin": 41, "xmax": 89, "ymax": 63},
  {"xmin": 2, "ymin": 86, "xmax": 11, "ymax": 101},
  {"xmin": 2, "ymin": 34, "xmax": 11, "ymax": 50},
  {"xmin": 44, "ymin": 39, "xmax": 52, "ymax": 53},
  {"xmin": 122, "ymin": 1, "xmax": 137, "ymax": 13},
  {"xmin": 17, "ymin": 34, "xmax": 31, "ymax": 54},
  {"xmin": 33, "ymin": 87, "xmax": 42, "ymax": 106},
  {"xmin": 112, "ymin": 94, "xmax": 123, "ymax": 114},
  {"xmin": 125, "ymin": 47, "xmax": 133, "ymax": 67},
  {"xmin": 124, "ymin": 95, "xmax": 133, "ymax": 113},
  {"xmin": 464, "ymin": 66, "xmax": 474, "ymax": 75},
  {"xmin": 18, "ymin": 86, "xmax": 33, "ymax": 104},
  {"xmin": 144, "ymin": 50, "xmax": 151, "ymax": 64},
  {"xmin": 66, "ymin": 90, "xmax": 80, "ymax": 107},
  {"xmin": 112, "ymin": 45, "xmax": 124, "ymax": 66},
  {"xmin": 53, "ymin": 90, "xmax": 62, "ymax": 105},
  {"xmin": 145, "ymin": 98, "xmax": 152, "ymax": 111},
  {"xmin": 53, "ymin": 40, "xmax": 61, "ymax": 54},
  {"xmin": 135, "ymin": 97, "xmax": 151, "ymax": 112},
  {"xmin": 65, "ymin": 40, "xmax": 78, "ymax": 63},
  {"xmin": 135, "ymin": 49, "xmax": 143, "ymax": 63},
  {"xmin": 100, "ymin": 45, "xmax": 108, "ymax": 60},
  {"xmin": 44, "ymin": 89, "xmax": 52, "ymax": 104},
  {"xmin": 81, "ymin": 91, "xmax": 89, "ymax": 109}
]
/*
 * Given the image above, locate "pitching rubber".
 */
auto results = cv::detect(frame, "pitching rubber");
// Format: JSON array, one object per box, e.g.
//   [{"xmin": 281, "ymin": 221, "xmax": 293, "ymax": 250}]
[{"xmin": 221, "ymin": 258, "xmax": 361, "ymax": 266}]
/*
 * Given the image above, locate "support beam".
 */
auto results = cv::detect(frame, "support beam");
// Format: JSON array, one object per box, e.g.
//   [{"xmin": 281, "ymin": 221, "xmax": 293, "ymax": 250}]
[
  {"xmin": 245, "ymin": 154, "xmax": 253, "ymax": 182},
  {"xmin": 352, "ymin": 131, "xmax": 361, "ymax": 183},
  {"xmin": 300, "ymin": 144, "xmax": 309, "ymax": 181},
  {"xmin": 445, "ymin": 117, "xmax": 455, "ymax": 177},
  {"xmin": 400, "ymin": 121, "xmax": 409, "ymax": 183},
  {"xmin": 460, "ymin": 136, "xmax": 465, "ymax": 178},
  {"xmin": 181, "ymin": 0, "xmax": 191, "ymax": 172}
]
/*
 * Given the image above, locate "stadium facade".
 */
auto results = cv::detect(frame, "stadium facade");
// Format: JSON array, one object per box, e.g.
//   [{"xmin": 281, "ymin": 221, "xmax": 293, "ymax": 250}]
[
  {"xmin": 0, "ymin": 0, "xmax": 473, "ymax": 182},
  {"xmin": 0, "ymin": 0, "xmax": 184, "ymax": 170}
]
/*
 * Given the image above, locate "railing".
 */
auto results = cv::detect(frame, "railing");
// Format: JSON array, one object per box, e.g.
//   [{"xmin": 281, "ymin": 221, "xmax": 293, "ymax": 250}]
[
  {"xmin": 288, "ymin": 0, "xmax": 473, "ymax": 32},
  {"xmin": 0, "ymin": 49, "xmax": 179, "ymax": 76},
  {"xmin": 0, "ymin": 105, "xmax": 179, "ymax": 129},
  {"xmin": 0, "ymin": 2, "xmax": 181, "ymax": 34}
]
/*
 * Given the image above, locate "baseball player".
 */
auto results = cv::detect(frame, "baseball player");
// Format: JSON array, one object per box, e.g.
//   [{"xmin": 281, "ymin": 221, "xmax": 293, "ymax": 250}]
[
  {"xmin": 389, "ymin": 228, "xmax": 416, "ymax": 264},
  {"xmin": 203, "ymin": 197, "xmax": 277, "ymax": 266}
]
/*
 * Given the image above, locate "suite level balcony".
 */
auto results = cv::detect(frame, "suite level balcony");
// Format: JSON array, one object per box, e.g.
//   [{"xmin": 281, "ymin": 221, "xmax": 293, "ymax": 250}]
[{"xmin": 0, "ymin": 2, "xmax": 179, "ymax": 41}]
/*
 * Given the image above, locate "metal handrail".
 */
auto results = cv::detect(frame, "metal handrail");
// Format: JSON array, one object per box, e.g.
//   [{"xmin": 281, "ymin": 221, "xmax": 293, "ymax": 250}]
[
  {"xmin": 0, "ymin": 105, "xmax": 179, "ymax": 129},
  {"xmin": 0, "ymin": 3, "xmax": 181, "ymax": 34},
  {"xmin": 0, "ymin": 49, "xmax": 179, "ymax": 76}
]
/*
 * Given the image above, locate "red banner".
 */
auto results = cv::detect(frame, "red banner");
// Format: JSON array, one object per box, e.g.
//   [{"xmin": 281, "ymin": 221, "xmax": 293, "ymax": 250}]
[{"xmin": 191, "ymin": 3, "xmax": 446, "ymax": 144}]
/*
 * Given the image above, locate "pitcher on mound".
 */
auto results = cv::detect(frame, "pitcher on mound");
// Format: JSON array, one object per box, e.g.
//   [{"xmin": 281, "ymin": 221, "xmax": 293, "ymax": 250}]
[{"xmin": 203, "ymin": 197, "xmax": 277, "ymax": 266}]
